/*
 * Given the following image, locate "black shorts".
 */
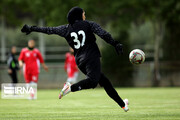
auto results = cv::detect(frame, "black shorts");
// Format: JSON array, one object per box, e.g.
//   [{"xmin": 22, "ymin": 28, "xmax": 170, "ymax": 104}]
[{"xmin": 78, "ymin": 57, "xmax": 101, "ymax": 83}]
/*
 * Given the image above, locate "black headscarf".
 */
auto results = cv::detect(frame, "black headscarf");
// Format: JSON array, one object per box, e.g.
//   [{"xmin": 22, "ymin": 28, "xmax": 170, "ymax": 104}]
[{"xmin": 67, "ymin": 7, "xmax": 83, "ymax": 25}]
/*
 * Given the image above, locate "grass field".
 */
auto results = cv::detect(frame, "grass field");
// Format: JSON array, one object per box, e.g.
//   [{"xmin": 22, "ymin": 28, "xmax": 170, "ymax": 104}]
[{"xmin": 0, "ymin": 88, "xmax": 180, "ymax": 120}]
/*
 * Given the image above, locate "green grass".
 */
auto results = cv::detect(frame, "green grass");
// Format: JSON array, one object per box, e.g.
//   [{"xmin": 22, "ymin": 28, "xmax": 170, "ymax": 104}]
[{"xmin": 0, "ymin": 88, "xmax": 180, "ymax": 120}]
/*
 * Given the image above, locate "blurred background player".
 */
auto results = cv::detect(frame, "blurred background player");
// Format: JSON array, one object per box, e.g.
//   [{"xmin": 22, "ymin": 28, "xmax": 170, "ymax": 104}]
[
  {"xmin": 18, "ymin": 39, "xmax": 48, "ymax": 99},
  {"xmin": 64, "ymin": 48, "xmax": 79, "ymax": 84},
  {"xmin": 7, "ymin": 46, "xmax": 19, "ymax": 84}
]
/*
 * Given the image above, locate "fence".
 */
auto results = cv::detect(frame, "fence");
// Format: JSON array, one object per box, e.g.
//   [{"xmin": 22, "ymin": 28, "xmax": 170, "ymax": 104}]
[
  {"xmin": 1, "ymin": 62, "xmax": 180, "ymax": 88},
  {"xmin": 0, "ymin": 63, "xmax": 85, "ymax": 89},
  {"xmin": 0, "ymin": 46, "xmax": 70, "ymax": 63},
  {"xmin": 132, "ymin": 61, "xmax": 180, "ymax": 87}
]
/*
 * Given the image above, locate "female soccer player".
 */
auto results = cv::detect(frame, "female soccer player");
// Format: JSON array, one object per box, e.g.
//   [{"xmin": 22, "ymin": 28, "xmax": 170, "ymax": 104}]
[
  {"xmin": 21, "ymin": 7, "xmax": 129, "ymax": 112},
  {"xmin": 64, "ymin": 48, "xmax": 79, "ymax": 84},
  {"xmin": 19, "ymin": 40, "xmax": 48, "ymax": 83},
  {"xmin": 19, "ymin": 40, "xmax": 48, "ymax": 99}
]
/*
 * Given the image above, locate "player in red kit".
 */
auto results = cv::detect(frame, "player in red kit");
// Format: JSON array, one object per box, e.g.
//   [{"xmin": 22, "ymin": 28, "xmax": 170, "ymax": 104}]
[
  {"xmin": 18, "ymin": 40, "xmax": 48, "ymax": 83},
  {"xmin": 64, "ymin": 48, "xmax": 78, "ymax": 84}
]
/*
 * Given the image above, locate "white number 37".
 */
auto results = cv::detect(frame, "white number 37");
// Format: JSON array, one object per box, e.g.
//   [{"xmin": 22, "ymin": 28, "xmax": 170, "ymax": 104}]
[{"xmin": 70, "ymin": 30, "xmax": 86, "ymax": 49}]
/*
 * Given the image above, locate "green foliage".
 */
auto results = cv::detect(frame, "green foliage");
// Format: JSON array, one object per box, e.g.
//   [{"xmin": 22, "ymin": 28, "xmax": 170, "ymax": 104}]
[
  {"xmin": 1, "ymin": 0, "xmax": 180, "ymax": 86},
  {"xmin": 163, "ymin": 20, "xmax": 180, "ymax": 61},
  {"xmin": 4, "ymin": 27, "xmax": 67, "ymax": 48},
  {"xmin": 101, "ymin": 30, "xmax": 133, "ymax": 87},
  {"xmin": 161, "ymin": 1, "xmax": 180, "ymax": 61},
  {"xmin": 129, "ymin": 22, "xmax": 154, "ymax": 46},
  {"xmin": 0, "ymin": 0, "xmax": 29, "ymax": 26},
  {"xmin": 26, "ymin": 0, "xmax": 79, "ymax": 26}
]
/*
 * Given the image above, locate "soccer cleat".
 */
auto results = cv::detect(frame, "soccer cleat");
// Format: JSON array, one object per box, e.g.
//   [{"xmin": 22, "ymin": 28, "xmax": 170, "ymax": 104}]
[
  {"xmin": 122, "ymin": 99, "xmax": 129, "ymax": 112},
  {"xmin": 59, "ymin": 82, "xmax": 71, "ymax": 99}
]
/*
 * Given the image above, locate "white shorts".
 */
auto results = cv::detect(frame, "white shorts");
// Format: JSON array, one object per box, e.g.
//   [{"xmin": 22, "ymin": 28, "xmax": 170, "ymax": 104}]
[{"xmin": 67, "ymin": 72, "xmax": 78, "ymax": 84}]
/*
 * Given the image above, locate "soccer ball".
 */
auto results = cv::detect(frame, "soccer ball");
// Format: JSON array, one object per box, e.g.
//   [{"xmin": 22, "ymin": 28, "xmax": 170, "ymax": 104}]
[{"xmin": 129, "ymin": 49, "xmax": 145, "ymax": 65}]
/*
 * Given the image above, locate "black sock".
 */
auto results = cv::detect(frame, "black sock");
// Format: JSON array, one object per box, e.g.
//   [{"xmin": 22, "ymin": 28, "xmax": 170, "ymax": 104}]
[
  {"xmin": 71, "ymin": 78, "xmax": 98, "ymax": 92},
  {"xmin": 99, "ymin": 74, "xmax": 125, "ymax": 108}
]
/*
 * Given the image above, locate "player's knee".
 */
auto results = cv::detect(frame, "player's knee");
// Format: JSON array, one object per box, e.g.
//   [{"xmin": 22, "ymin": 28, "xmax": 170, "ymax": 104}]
[
  {"xmin": 99, "ymin": 73, "xmax": 110, "ymax": 87},
  {"xmin": 87, "ymin": 74, "xmax": 100, "ymax": 88},
  {"xmin": 91, "ymin": 82, "xmax": 98, "ymax": 88},
  {"xmin": 89, "ymin": 79, "xmax": 99, "ymax": 89}
]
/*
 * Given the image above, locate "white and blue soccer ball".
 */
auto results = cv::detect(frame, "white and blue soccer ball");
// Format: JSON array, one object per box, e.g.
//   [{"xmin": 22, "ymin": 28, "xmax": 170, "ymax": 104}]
[{"xmin": 129, "ymin": 49, "xmax": 145, "ymax": 65}]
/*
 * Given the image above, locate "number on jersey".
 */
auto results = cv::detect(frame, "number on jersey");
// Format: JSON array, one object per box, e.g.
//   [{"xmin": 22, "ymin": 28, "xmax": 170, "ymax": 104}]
[{"xmin": 71, "ymin": 30, "xmax": 86, "ymax": 49}]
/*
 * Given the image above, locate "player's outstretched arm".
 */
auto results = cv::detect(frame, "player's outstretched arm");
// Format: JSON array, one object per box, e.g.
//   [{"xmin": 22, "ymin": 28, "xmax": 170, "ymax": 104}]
[
  {"xmin": 18, "ymin": 60, "xmax": 23, "ymax": 68},
  {"xmin": 89, "ymin": 21, "xmax": 123, "ymax": 55},
  {"xmin": 21, "ymin": 24, "xmax": 67, "ymax": 37}
]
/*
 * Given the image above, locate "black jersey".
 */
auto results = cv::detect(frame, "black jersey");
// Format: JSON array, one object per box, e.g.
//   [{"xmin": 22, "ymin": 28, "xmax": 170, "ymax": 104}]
[{"xmin": 31, "ymin": 20, "xmax": 116, "ymax": 65}]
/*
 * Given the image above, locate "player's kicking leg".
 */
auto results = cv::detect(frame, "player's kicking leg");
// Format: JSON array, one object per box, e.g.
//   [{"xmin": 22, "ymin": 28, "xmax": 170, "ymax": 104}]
[
  {"xmin": 99, "ymin": 74, "xmax": 129, "ymax": 112},
  {"xmin": 59, "ymin": 82, "xmax": 71, "ymax": 99},
  {"xmin": 123, "ymin": 99, "xmax": 129, "ymax": 112},
  {"xmin": 58, "ymin": 58, "xmax": 129, "ymax": 112},
  {"xmin": 59, "ymin": 58, "xmax": 100, "ymax": 99}
]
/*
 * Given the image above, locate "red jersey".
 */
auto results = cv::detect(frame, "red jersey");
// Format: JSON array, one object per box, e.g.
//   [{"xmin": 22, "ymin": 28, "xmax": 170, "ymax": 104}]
[
  {"xmin": 19, "ymin": 48, "xmax": 44, "ymax": 75},
  {"xmin": 64, "ymin": 53, "xmax": 78, "ymax": 77}
]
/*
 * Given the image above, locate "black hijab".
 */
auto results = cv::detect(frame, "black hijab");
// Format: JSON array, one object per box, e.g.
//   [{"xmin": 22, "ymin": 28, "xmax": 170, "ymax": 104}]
[{"xmin": 67, "ymin": 7, "xmax": 83, "ymax": 25}]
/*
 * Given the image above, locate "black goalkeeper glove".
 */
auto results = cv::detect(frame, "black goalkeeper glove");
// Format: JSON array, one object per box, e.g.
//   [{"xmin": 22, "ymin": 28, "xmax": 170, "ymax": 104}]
[
  {"xmin": 114, "ymin": 41, "xmax": 123, "ymax": 55},
  {"xmin": 21, "ymin": 24, "xmax": 32, "ymax": 35}
]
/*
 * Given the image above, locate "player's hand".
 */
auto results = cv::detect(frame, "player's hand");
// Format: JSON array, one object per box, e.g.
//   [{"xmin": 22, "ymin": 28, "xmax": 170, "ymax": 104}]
[
  {"xmin": 21, "ymin": 24, "xmax": 32, "ymax": 35},
  {"xmin": 8, "ymin": 69, "xmax": 12, "ymax": 74},
  {"xmin": 44, "ymin": 65, "xmax": 48, "ymax": 72},
  {"xmin": 42, "ymin": 63, "xmax": 48, "ymax": 72},
  {"xmin": 114, "ymin": 41, "xmax": 123, "ymax": 55},
  {"xmin": 19, "ymin": 60, "xmax": 24, "ymax": 68}
]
